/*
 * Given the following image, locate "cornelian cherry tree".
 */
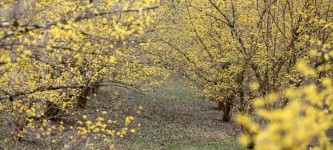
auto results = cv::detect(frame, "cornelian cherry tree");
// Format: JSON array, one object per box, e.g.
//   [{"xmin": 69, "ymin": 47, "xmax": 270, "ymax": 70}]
[
  {"xmin": 0, "ymin": 0, "xmax": 165, "ymax": 148},
  {"xmin": 149, "ymin": 0, "xmax": 332, "ymax": 124}
]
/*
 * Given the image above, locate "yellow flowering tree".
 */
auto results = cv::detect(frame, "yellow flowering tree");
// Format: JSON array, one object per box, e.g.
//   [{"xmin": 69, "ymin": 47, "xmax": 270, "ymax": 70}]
[
  {"xmin": 0, "ymin": 0, "xmax": 163, "ymax": 148},
  {"xmin": 237, "ymin": 63, "xmax": 333, "ymax": 149},
  {"xmin": 237, "ymin": 0, "xmax": 333, "ymax": 148},
  {"xmin": 149, "ymin": 0, "xmax": 332, "ymax": 125}
]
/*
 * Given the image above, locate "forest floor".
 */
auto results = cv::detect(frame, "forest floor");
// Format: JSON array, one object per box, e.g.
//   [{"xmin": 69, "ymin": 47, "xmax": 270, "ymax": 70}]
[
  {"xmin": 0, "ymin": 76, "xmax": 246, "ymax": 150},
  {"xmin": 105, "ymin": 76, "xmax": 245, "ymax": 150}
]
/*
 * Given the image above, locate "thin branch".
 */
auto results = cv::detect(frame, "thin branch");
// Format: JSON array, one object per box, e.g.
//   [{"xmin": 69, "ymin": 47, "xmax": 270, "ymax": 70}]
[
  {"xmin": 186, "ymin": 5, "xmax": 213, "ymax": 59},
  {"xmin": 159, "ymin": 38, "xmax": 192, "ymax": 62}
]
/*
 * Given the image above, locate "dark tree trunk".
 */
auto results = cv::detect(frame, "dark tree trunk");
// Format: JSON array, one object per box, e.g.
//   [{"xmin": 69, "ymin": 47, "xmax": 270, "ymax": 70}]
[
  {"xmin": 218, "ymin": 100, "xmax": 233, "ymax": 122},
  {"xmin": 77, "ymin": 82, "xmax": 101, "ymax": 108},
  {"xmin": 77, "ymin": 88, "xmax": 90, "ymax": 108},
  {"xmin": 44, "ymin": 101, "xmax": 60, "ymax": 120},
  {"xmin": 92, "ymin": 84, "xmax": 100, "ymax": 95},
  {"xmin": 218, "ymin": 101, "xmax": 224, "ymax": 110},
  {"xmin": 241, "ymin": 126, "xmax": 255, "ymax": 149},
  {"xmin": 239, "ymin": 89, "xmax": 245, "ymax": 113},
  {"xmin": 13, "ymin": 117, "xmax": 25, "ymax": 141},
  {"xmin": 247, "ymin": 141, "xmax": 255, "ymax": 149},
  {"xmin": 222, "ymin": 101, "xmax": 233, "ymax": 122}
]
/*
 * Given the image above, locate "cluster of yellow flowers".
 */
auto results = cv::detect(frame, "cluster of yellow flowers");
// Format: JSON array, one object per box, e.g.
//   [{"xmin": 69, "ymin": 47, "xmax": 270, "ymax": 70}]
[
  {"xmin": 74, "ymin": 112, "xmax": 137, "ymax": 149},
  {"xmin": 238, "ymin": 77, "xmax": 333, "ymax": 149},
  {"xmin": 237, "ymin": 45, "xmax": 333, "ymax": 149},
  {"xmin": 236, "ymin": 7, "xmax": 333, "ymax": 148}
]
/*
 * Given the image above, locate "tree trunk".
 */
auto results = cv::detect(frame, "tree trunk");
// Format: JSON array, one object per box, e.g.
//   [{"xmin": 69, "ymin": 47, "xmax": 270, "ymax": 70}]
[
  {"xmin": 92, "ymin": 84, "xmax": 100, "ymax": 95},
  {"xmin": 44, "ymin": 101, "xmax": 60, "ymax": 120},
  {"xmin": 218, "ymin": 101, "xmax": 233, "ymax": 122},
  {"xmin": 217, "ymin": 101, "xmax": 223, "ymax": 110},
  {"xmin": 241, "ymin": 125, "xmax": 255, "ymax": 149},
  {"xmin": 77, "ymin": 88, "xmax": 90, "ymax": 108},
  {"xmin": 222, "ymin": 101, "xmax": 233, "ymax": 122},
  {"xmin": 239, "ymin": 103, "xmax": 255, "ymax": 149},
  {"xmin": 12, "ymin": 117, "xmax": 25, "ymax": 141},
  {"xmin": 239, "ymin": 89, "xmax": 245, "ymax": 113}
]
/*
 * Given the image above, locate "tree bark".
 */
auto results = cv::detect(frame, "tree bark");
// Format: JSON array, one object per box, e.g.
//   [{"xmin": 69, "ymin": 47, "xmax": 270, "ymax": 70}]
[
  {"xmin": 218, "ymin": 100, "xmax": 233, "ymax": 122},
  {"xmin": 77, "ymin": 87, "xmax": 90, "ymax": 108},
  {"xmin": 44, "ymin": 101, "xmax": 60, "ymax": 120},
  {"xmin": 218, "ymin": 101, "xmax": 223, "ymax": 110},
  {"xmin": 241, "ymin": 125, "xmax": 255, "ymax": 149}
]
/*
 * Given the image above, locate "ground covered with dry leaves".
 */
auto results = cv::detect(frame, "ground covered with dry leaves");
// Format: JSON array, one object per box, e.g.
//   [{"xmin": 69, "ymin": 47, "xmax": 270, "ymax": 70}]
[
  {"xmin": 0, "ymin": 76, "xmax": 245, "ymax": 150},
  {"xmin": 110, "ymin": 77, "xmax": 244, "ymax": 150}
]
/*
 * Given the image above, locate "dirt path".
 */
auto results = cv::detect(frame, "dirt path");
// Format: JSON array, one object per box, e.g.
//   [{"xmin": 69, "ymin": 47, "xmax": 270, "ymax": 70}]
[{"xmin": 99, "ymin": 77, "xmax": 243, "ymax": 149}]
